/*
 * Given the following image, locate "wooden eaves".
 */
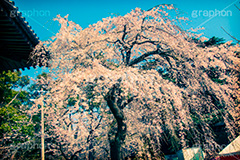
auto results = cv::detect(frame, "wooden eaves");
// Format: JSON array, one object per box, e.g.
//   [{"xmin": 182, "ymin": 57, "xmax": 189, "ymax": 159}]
[{"xmin": 0, "ymin": 0, "xmax": 40, "ymax": 72}]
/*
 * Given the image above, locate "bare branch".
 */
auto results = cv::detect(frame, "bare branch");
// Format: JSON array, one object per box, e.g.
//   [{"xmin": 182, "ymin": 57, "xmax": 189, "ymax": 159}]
[
  {"xmin": 121, "ymin": 95, "xmax": 137, "ymax": 109},
  {"xmin": 58, "ymin": 142, "xmax": 69, "ymax": 160},
  {"xmin": 129, "ymin": 49, "xmax": 173, "ymax": 66},
  {"xmin": 70, "ymin": 148, "xmax": 83, "ymax": 160},
  {"xmin": 234, "ymin": 4, "xmax": 240, "ymax": 11},
  {"xmin": 121, "ymin": 25, "xmax": 127, "ymax": 43},
  {"xmin": 5, "ymin": 88, "xmax": 22, "ymax": 107},
  {"xmin": 221, "ymin": 26, "xmax": 240, "ymax": 43}
]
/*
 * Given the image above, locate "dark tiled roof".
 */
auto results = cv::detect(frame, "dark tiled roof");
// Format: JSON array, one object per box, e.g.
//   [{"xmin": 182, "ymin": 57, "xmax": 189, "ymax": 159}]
[{"xmin": 0, "ymin": 0, "xmax": 39, "ymax": 72}]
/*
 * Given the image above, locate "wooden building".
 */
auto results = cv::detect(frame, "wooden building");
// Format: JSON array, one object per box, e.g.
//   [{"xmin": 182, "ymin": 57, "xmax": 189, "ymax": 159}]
[{"xmin": 0, "ymin": 0, "xmax": 39, "ymax": 72}]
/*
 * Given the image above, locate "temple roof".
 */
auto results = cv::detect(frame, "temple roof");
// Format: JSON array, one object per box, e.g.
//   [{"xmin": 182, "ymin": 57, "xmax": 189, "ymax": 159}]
[{"xmin": 0, "ymin": 0, "xmax": 39, "ymax": 72}]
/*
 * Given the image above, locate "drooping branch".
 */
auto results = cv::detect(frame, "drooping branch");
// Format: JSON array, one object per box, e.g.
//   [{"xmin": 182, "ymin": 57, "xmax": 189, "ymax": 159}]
[
  {"xmin": 128, "ymin": 49, "xmax": 173, "ymax": 66},
  {"xmin": 70, "ymin": 116, "xmax": 102, "ymax": 160},
  {"xmin": 87, "ymin": 116, "xmax": 103, "ymax": 142}
]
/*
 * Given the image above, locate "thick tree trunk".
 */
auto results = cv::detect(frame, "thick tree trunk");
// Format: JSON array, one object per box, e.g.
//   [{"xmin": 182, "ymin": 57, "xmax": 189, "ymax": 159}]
[
  {"xmin": 110, "ymin": 140, "xmax": 121, "ymax": 160},
  {"xmin": 88, "ymin": 143, "xmax": 94, "ymax": 160},
  {"xmin": 105, "ymin": 83, "xmax": 127, "ymax": 160},
  {"xmin": 108, "ymin": 119, "xmax": 127, "ymax": 160}
]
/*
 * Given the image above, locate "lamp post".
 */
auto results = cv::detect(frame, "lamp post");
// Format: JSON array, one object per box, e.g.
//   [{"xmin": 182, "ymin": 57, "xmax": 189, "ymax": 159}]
[{"xmin": 41, "ymin": 102, "xmax": 45, "ymax": 160}]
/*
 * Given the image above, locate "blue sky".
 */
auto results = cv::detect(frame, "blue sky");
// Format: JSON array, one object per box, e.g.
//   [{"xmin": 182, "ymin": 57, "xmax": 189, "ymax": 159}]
[{"xmin": 14, "ymin": 0, "xmax": 240, "ymax": 78}]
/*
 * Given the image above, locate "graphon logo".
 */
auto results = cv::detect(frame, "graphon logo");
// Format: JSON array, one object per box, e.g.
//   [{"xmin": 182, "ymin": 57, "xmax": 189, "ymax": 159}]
[
  {"xmin": 10, "ymin": 141, "xmax": 40, "ymax": 150},
  {"xmin": 10, "ymin": 9, "xmax": 50, "ymax": 18},
  {"xmin": 192, "ymin": 143, "xmax": 227, "ymax": 151},
  {"xmin": 10, "ymin": 141, "xmax": 50, "ymax": 151},
  {"xmin": 192, "ymin": 9, "xmax": 232, "ymax": 18}
]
